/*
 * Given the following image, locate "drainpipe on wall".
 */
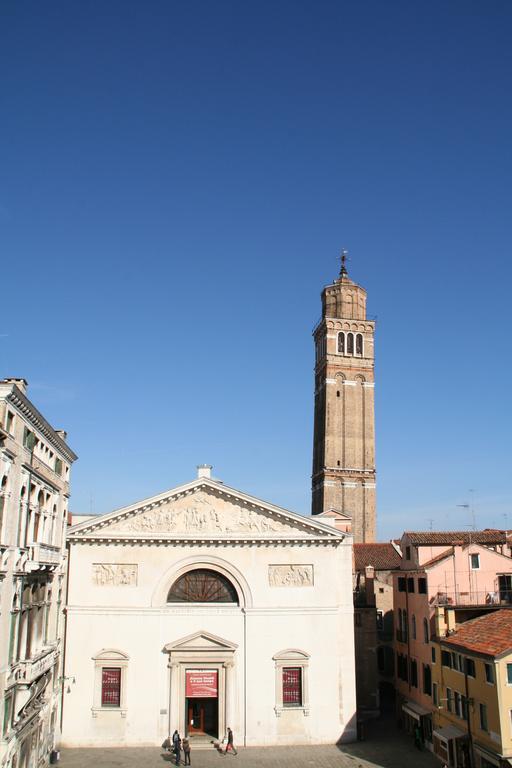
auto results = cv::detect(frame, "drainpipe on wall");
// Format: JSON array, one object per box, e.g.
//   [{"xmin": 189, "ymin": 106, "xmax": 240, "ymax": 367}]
[
  {"xmin": 59, "ymin": 541, "xmax": 71, "ymax": 735},
  {"xmin": 243, "ymin": 608, "xmax": 247, "ymax": 747},
  {"xmin": 22, "ymin": 436, "xmax": 36, "ymax": 548},
  {"xmin": 452, "ymin": 550, "xmax": 457, "ymax": 603},
  {"xmin": 15, "ymin": 574, "xmax": 25, "ymax": 662},
  {"xmin": 405, "ymin": 576, "xmax": 411, "ymax": 694},
  {"xmin": 463, "ymin": 663, "xmax": 474, "ymax": 768}
]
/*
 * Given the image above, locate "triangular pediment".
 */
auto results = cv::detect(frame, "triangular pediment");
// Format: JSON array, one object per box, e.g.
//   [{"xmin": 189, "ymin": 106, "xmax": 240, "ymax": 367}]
[
  {"xmin": 164, "ymin": 630, "xmax": 238, "ymax": 653},
  {"xmin": 69, "ymin": 478, "xmax": 343, "ymax": 541},
  {"xmin": 319, "ymin": 508, "xmax": 352, "ymax": 520}
]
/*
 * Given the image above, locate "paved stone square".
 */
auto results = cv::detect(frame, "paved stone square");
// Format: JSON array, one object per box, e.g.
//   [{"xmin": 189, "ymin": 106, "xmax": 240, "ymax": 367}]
[{"xmin": 59, "ymin": 719, "xmax": 440, "ymax": 768}]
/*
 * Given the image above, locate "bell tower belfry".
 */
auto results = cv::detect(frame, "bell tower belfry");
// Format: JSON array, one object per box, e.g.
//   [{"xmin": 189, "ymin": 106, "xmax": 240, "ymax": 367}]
[{"xmin": 311, "ymin": 252, "xmax": 376, "ymax": 543}]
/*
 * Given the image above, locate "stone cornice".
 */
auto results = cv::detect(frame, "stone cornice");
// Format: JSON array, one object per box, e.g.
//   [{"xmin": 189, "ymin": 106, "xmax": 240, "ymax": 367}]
[
  {"xmin": 2, "ymin": 385, "xmax": 77, "ymax": 463},
  {"xmin": 313, "ymin": 316, "xmax": 375, "ymax": 338},
  {"xmin": 66, "ymin": 605, "xmax": 346, "ymax": 615},
  {"xmin": 69, "ymin": 535, "xmax": 343, "ymax": 547}
]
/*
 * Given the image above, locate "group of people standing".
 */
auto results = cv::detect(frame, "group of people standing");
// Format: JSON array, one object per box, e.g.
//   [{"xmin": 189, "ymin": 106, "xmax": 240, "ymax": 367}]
[
  {"xmin": 165, "ymin": 728, "xmax": 237, "ymax": 764},
  {"xmin": 166, "ymin": 731, "xmax": 191, "ymax": 765}
]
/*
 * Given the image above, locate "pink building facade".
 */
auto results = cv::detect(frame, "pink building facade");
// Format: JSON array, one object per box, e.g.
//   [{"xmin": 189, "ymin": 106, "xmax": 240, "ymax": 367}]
[{"xmin": 393, "ymin": 530, "xmax": 511, "ymax": 751}]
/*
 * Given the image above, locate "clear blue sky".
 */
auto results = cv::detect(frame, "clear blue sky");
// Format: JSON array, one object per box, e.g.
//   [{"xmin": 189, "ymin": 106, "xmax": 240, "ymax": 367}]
[{"xmin": 1, "ymin": 1, "xmax": 511, "ymax": 538}]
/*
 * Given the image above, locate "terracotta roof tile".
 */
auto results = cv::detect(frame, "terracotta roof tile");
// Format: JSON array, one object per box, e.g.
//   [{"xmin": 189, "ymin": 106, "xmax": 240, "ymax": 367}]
[
  {"xmin": 405, "ymin": 530, "xmax": 508, "ymax": 546},
  {"xmin": 353, "ymin": 543, "xmax": 402, "ymax": 571},
  {"xmin": 442, "ymin": 609, "xmax": 512, "ymax": 657}
]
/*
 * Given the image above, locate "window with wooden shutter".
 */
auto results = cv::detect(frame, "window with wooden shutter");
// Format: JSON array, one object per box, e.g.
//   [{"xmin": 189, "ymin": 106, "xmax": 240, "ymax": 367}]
[
  {"xmin": 101, "ymin": 667, "xmax": 121, "ymax": 707},
  {"xmin": 282, "ymin": 667, "xmax": 302, "ymax": 707}
]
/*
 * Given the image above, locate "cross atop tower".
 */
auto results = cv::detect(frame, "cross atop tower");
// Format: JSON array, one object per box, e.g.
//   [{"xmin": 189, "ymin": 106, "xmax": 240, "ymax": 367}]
[{"xmin": 340, "ymin": 249, "xmax": 349, "ymax": 277}]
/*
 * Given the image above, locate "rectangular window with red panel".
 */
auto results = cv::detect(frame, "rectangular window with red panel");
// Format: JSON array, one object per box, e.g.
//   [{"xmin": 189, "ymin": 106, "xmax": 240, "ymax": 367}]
[
  {"xmin": 282, "ymin": 667, "xmax": 302, "ymax": 707},
  {"xmin": 101, "ymin": 667, "xmax": 121, "ymax": 708}
]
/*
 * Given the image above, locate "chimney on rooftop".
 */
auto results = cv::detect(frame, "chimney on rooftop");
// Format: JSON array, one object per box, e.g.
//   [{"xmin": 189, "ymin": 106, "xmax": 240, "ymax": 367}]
[
  {"xmin": 364, "ymin": 565, "xmax": 376, "ymax": 606},
  {"xmin": 197, "ymin": 464, "xmax": 213, "ymax": 479}
]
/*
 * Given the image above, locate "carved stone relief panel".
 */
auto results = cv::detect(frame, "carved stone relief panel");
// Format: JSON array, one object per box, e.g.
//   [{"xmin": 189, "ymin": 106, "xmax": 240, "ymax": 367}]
[
  {"xmin": 92, "ymin": 564, "xmax": 138, "ymax": 586},
  {"xmin": 102, "ymin": 491, "xmax": 307, "ymax": 537},
  {"xmin": 268, "ymin": 565, "xmax": 314, "ymax": 587}
]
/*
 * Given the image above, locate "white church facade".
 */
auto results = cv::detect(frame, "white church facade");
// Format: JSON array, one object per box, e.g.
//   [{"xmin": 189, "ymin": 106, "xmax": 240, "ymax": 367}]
[{"xmin": 61, "ymin": 466, "xmax": 356, "ymax": 748}]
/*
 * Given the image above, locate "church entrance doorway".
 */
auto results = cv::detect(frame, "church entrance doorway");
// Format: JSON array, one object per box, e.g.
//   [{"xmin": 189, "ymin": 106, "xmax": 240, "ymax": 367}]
[
  {"xmin": 186, "ymin": 698, "xmax": 218, "ymax": 738},
  {"xmin": 185, "ymin": 669, "xmax": 219, "ymax": 740}
]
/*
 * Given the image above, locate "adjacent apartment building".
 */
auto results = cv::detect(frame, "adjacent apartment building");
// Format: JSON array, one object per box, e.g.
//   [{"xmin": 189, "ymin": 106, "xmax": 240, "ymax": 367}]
[
  {"xmin": 0, "ymin": 378, "xmax": 77, "ymax": 768},
  {"xmin": 393, "ymin": 530, "xmax": 512, "ymax": 753},
  {"xmin": 433, "ymin": 609, "xmax": 512, "ymax": 768},
  {"xmin": 353, "ymin": 542, "xmax": 401, "ymax": 718}
]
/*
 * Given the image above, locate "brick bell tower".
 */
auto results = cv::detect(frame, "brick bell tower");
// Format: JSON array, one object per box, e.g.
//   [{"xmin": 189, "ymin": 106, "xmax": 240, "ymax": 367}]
[{"xmin": 311, "ymin": 251, "xmax": 376, "ymax": 543}]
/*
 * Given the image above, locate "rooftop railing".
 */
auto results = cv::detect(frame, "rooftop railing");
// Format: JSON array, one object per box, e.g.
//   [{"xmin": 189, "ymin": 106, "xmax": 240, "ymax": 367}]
[{"xmin": 429, "ymin": 590, "xmax": 512, "ymax": 607}]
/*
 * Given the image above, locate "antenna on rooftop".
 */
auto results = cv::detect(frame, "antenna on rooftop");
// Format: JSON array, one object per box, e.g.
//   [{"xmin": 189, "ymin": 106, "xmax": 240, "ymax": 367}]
[
  {"xmin": 427, "ymin": 518, "xmax": 434, "ymax": 531},
  {"xmin": 457, "ymin": 489, "xmax": 477, "ymax": 531},
  {"xmin": 469, "ymin": 489, "xmax": 476, "ymax": 530}
]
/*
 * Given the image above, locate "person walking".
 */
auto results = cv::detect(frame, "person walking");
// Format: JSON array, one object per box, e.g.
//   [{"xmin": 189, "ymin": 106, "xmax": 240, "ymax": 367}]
[
  {"xmin": 182, "ymin": 736, "xmax": 191, "ymax": 766},
  {"xmin": 225, "ymin": 727, "xmax": 238, "ymax": 755}
]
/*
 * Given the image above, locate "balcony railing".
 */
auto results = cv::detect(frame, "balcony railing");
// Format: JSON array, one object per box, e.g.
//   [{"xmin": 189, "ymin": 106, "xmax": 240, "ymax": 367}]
[
  {"xmin": 15, "ymin": 648, "xmax": 59, "ymax": 685},
  {"xmin": 28, "ymin": 542, "xmax": 62, "ymax": 567},
  {"xmin": 430, "ymin": 590, "xmax": 512, "ymax": 607},
  {"xmin": 28, "ymin": 454, "xmax": 69, "ymax": 491}
]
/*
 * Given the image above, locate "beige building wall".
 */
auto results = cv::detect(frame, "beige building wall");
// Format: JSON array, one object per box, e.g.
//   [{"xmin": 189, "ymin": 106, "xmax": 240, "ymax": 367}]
[
  {"xmin": 354, "ymin": 569, "xmax": 396, "ymax": 718},
  {"xmin": 354, "ymin": 549, "xmax": 400, "ymax": 719},
  {"xmin": 433, "ymin": 646, "xmax": 512, "ymax": 766},
  {"xmin": 495, "ymin": 656, "xmax": 512, "ymax": 762}
]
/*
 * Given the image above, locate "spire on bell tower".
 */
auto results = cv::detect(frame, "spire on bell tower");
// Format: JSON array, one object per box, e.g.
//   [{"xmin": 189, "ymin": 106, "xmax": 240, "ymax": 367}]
[
  {"xmin": 311, "ymin": 251, "xmax": 377, "ymax": 543},
  {"xmin": 339, "ymin": 249, "xmax": 349, "ymax": 277}
]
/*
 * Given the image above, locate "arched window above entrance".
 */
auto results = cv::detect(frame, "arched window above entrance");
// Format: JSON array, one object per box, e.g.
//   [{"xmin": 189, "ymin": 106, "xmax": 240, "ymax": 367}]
[{"xmin": 167, "ymin": 569, "xmax": 239, "ymax": 604}]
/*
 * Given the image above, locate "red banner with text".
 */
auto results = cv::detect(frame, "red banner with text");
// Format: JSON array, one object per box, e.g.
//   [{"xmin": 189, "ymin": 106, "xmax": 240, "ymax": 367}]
[{"xmin": 185, "ymin": 669, "xmax": 218, "ymax": 698}]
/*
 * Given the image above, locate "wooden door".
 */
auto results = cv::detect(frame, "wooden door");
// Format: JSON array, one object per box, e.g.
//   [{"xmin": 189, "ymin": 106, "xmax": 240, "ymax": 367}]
[{"xmin": 187, "ymin": 701, "xmax": 205, "ymax": 734}]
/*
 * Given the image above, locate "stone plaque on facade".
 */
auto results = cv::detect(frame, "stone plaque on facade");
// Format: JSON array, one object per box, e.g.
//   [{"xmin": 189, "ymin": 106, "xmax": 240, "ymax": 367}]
[
  {"xmin": 268, "ymin": 565, "xmax": 314, "ymax": 587},
  {"xmin": 92, "ymin": 563, "xmax": 138, "ymax": 586}
]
